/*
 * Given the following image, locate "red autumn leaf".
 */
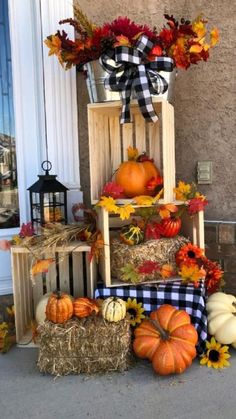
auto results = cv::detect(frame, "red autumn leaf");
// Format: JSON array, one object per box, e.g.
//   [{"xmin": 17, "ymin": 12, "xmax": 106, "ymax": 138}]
[
  {"xmin": 146, "ymin": 176, "xmax": 163, "ymax": 191},
  {"xmin": 137, "ymin": 260, "xmax": 160, "ymax": 275},
  {"xmin": 101, "ymin": 182, "xmax": 125, "ymax": 199},
  {"xmin": 145, "ymin": 222, "xmax": 164, "ymax": 240},
  {"xmin": 19, "ymin": 222, "xmax": 35, "ymax": 238},
  {"xmin": 187, "ymin": 197, "xmax": 208, "ymax": 215}
]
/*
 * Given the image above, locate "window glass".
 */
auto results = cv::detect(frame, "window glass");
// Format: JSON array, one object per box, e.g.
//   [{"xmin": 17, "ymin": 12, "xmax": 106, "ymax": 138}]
[{"xmin": 0, "ymin": 0, "xmax": 19, "ymax": 228}]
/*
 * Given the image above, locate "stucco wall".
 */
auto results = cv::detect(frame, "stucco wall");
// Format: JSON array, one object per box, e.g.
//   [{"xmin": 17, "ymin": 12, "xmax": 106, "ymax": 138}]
[{"xmin": 77, "ymin": 0, "xmax": 236, "ymax": 221}]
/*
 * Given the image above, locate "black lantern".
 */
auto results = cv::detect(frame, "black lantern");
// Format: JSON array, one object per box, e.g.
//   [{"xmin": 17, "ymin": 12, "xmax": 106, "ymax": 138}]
[{"xmin": 28, "ymin": 161, "xmax": 68, "ymax": 233}]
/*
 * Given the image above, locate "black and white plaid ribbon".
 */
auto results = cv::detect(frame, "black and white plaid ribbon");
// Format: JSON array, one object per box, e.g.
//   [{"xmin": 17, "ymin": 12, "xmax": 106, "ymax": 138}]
[{"xmin": 100, "ymin": 35, "xmax": 174, "ymax": 124}]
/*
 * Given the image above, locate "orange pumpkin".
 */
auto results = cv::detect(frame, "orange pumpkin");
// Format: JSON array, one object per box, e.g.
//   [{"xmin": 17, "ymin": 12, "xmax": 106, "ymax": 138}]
[
  {"xmin": 160, "ymin": 217, "xmax": 182, "ymax": 238},
  {"xmin": 73, "ymin": 297, "xmax": 99, "ymax": 318},
  {"xmin": 115, "ymin": 158, "xmax": 160, "ymax": 198},
  {"xmin": 133, "ymin": 304, "xmax": 198, "ymax": 375},
  {"xmin": 46, "ymin": 292, "xmax": 73, "ymax": 324}
]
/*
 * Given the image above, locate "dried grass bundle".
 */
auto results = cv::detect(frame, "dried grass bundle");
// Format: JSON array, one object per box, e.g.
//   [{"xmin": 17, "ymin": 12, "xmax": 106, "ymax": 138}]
[
  {"xmin": 37, "ymin": 317, "xmax": 132, "ymax": 376},
  {"xmin": 110, "ymin": 235, "xmax": 190, "ymax": 283}
]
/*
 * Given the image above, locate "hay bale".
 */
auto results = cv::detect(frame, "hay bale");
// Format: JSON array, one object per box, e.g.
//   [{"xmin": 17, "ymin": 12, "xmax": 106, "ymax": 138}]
[
  {"xmin": 110, "ymin": 235, "xmax": 190, "ymax": 283},
  {"xmin": 37, "ymin": 316, "xmax": 132, "ymax": 376}
]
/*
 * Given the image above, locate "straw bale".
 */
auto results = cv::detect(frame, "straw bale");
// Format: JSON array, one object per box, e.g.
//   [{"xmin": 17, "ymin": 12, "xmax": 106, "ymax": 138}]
[
  {"xmin": 110, "ymin": 235, "xmax": 190, "ymax": 283},
  {"xmin": 37, "ymin": 316, "xmax": 132, "ymax": 376}
]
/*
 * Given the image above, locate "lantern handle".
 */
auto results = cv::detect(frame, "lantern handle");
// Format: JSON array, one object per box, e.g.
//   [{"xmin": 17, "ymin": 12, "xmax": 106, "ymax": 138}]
[{"xmin": 41, "ymin": 160, "xmax": 52, "ymax": 175}]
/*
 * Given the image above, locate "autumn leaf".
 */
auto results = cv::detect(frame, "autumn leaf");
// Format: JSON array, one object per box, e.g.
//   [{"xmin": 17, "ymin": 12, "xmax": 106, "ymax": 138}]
[
  {"xmin": 187, "ymin": 197, "xmax": 208, "ymax": 216},
  {"xmin": 31, "ymin": 258, "xmax": 55, "ymax": 276},
  {"xmin": 179, "ymin": 264, "xmax": 206, "ymax": 287},
  {"xmin": 19, "ymin": 222, "xmax": 35, "ymax": 238},
  {"xmin": 96, "ymin": 196, "xmax": 119, "ymax": 214},
  {"xmin": 189, "ymin": 43, "xmax": 203, "ymax": 53},
  {"xmin": 137, "ymin": 260, "xmax": 160, "ymax": 275},
  {"xmin": 114, "ymin": 35, "xmax": 131, "ymax": 47},
  {"xmin": 159, "ymin": 203, "xmax": 178, "ymax": 219},
  {"xmin": 101, "ymin": 182, "xmax": 124, "ymax": 199},
  {"xmin": 120, "ymin": 264, "xmax": 140, "ymax": 284},
  {"xmin": 160, "ymin": 264, "xmax": 175, "ymax": 279},
  {"xmin": 145, "ymin": 222, "xmax": 163, "ymax": 240},
  {"xmin": 174, "ymin": 181, "xmax": 192, "ymax": 201},
  {"xmin": 132, "ymin": 195, "xmax": 155, "ymax": 206},
  {"xmin": 88, "ymin": 232, "xmax": 104, "ymax": 262},
  {"xmin": 44, "ymin": 35, "xmax": 62, "ymax": 57},
  {"xmin": 210, "ymin": 28, "xmax": 219, "ymax": 47},
  {"xmin": 146, "ymin": 176, "xmax": 163, "ymax": 191},
  {"xmin": 153, "ymin": 188, "xmax": 164, "ymax": 202},
  {"xmin": 116, "ymin": 204, "xmax": 135, "ymax": 220}
]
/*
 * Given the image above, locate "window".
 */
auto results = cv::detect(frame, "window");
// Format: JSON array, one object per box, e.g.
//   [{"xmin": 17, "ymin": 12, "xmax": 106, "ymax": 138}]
[{"xmin": 0, "ymin": 0, "xmax": 19, "ymax": 228}]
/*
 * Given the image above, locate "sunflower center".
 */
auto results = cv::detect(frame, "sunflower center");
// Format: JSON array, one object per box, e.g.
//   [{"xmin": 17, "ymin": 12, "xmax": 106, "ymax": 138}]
[
  {"xmin": 187, "ymin": 250, "xmax": 196, "ymax": 258},
  {"xmin": 208, "ymin": 349, "xmax": 220, "ymax": 362},
  {"xmin": 127, "ymin": 308, "xmax": 137, "ymax": 319}
]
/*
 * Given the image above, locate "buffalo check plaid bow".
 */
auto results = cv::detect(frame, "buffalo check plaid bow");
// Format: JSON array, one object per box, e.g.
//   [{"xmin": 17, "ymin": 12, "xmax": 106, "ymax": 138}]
[{"xmin": 100, "ymin": 35, "xmax": 174, "ymax": 124}]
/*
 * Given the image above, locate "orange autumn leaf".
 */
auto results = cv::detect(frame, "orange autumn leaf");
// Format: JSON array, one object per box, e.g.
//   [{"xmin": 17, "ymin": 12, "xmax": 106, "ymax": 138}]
[
  {"xmin": 31, "ymin": 258, "xmax": 55, "ymax": 276},
  {"xmin": 89, "ymin": 232, "xmax": 104, "ymax": 262},
  {"xmin": 210, "ymin": 28, "xmax": 219, "ymax": 47},
  {"xmin": 44, "ymin": 35, "xmax": 62, "ymax": 57},
  {"xmin": 189, "ymin": 44, "xmax": 203, "ymax": 54},
  {"xmin": 159, "ymin": 204, "xmax": 178, "ymax": 219},
  {"xmin": 127, "ymin": 146, "xmax": 139, "ymax": 161},
  {"xmin": 114, "ymin": 35, "xmax": 131, "ymax": 47},
  {"xmin": 160, "ymin": 264, "xmax": 175, "ymax": 279}
]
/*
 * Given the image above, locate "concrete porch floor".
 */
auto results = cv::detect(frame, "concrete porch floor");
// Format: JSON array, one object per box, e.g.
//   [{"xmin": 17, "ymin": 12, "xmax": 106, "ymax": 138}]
[{"xmin": 0, "ymin": 346, "xmax": 235, "ymax": 419}]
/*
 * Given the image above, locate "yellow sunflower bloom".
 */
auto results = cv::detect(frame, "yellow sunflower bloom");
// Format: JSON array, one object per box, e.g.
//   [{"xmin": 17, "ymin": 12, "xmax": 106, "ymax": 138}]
[
  {"xmin": 174, "ymin": 181, "xmax": 191, "ymax": 201},
  {"xmin": 200, "ymin": 337, "xmax": 231, "ymax": 369},
  {"xmin": 126, "ymin": 298, "xmax": 145, "ymax": 326}
]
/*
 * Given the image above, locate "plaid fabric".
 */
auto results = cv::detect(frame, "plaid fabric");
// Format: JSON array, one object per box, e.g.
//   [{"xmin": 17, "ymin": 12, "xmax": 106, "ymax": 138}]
[
  {"xmin": 95, "ymin": 280, "xmax": 207, "ymax": 354},
  {"xmin": 100, "ymin": 35, "xmax": 174, "ymax": 124}
]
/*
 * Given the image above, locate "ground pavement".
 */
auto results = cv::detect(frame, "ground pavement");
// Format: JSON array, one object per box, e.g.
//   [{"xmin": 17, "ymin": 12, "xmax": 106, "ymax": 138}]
[{"xmin": 0, "ymin": 347, "xmax": 235, "ymax": 419}]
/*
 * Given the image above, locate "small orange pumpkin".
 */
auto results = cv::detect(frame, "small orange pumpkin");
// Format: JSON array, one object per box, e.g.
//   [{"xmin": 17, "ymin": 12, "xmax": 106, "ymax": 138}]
[
  {"xmin": 73, "ymin": 297, "xmax": 99, "ymax": 318},
  {"xmin": 45, "ymin": 292, "xmax": 73, "ymax": 324},
  {"xmin": 115, "ymin": 155, "xmax": 160, "ymax": 198},
  {"xmin": 160, "ymin": 217, "xmax": 182, "ymax": 238},
  {"xmin": 133, "ymin": 304, "xmax": 198, "ymax": 375}
]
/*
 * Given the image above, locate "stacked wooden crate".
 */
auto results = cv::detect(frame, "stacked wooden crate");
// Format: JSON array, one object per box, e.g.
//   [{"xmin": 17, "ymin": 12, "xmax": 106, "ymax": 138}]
[{"xmin": 87, "ymin": 98, "xmax": 204, "ymax": 287}]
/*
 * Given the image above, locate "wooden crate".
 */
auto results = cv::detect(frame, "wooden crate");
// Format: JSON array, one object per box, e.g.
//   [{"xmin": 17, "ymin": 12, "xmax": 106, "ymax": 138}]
[
  {"xmin": 88, "ymin": 98, "xmax": 175, "ymax": 204},
  {"xmin": 97, "ymin": 206, "xmax": 205, "ymax": 287},
  {"xmin": 11, "ymin": 242, "xmax": 97, "ymax": 345}
]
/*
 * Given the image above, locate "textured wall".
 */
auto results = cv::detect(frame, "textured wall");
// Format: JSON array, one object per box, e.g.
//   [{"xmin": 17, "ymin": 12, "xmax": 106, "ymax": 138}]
[{"xmin": 77, "ymin": 0, "xmax": 236, "ymax": 221}]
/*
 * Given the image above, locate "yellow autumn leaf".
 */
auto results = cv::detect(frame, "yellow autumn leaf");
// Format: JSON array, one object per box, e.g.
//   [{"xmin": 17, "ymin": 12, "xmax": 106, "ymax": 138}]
[
  {"xmin": 159, "ymin": 203, "xmax": 178, "ymax": 219},
  {"xmin": 153, "ymin": 188, "xmax": 164, "ymax": 202},
  {"xmin": 210, "ymin": 28, "xmax": 219, "ymax": 47},
  {"xmin": 96, "ymin": 196, "xmax": 119, "ymax": 214},
  {"xmin": 31, "ymin": 258, "xmax": 55, "ymax": 276},
  {"xmin": 6, "ymin": 306, "xmax": 14, "ymax": 317},
  {"xmin": 127, "ymin": 146, "xmax": 139, "ymax": 161},
  {"xmin": 132, "ymin": 195, "xmax": 155, "ymax": 206},
  {"xmin": 179, "ymin": 264, "xmax": 206, "ymax": 285},
  {"xmin": 44, "ymin": 35, "xmax": 62, "ymax": 56},
  {"xmin": 116, "ymin": 204, "xmax": 135, "ymax": 220},
  {"xmin": 189, "ymin": 44, "xmax": 203, "ymax": 54},
  {"xmin": 192, "ymin": 18, "xmax": 207, "ymax": 40},
  {"xmin": 174, "ymin": 181, "xmax": 191, "ymax": 201}
]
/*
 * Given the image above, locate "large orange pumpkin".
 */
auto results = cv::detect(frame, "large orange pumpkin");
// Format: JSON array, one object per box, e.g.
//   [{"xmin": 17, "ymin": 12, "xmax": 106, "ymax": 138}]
[
  {"xmin": 133, "ymin": 304, "xmax": 198, "ymax": 375},
  {"xmin": 46, "ymin": 292, "xmax": 73, "ymax": 324},
  {"xmin": 115, "ymin": 158, "xmax": 160, "ymax": 198},
  {"xmin": 73, "ymin": 297, "xmax": 99, "ymax": 318}
]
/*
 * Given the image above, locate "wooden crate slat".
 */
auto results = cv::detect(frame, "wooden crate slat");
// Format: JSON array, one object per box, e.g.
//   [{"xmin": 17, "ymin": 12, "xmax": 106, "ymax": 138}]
[
  {"xmin": 45, "ymin": 252, "xmax": 57, "ymax": 294},
  {"xmin": 88, "ymin": 109, "xmax": 103, "ymax": 202},
  {"xmin": 161, "ymin": 101, "xmax": 175, "ymax": 202},
  {"xmin": 97, "ymin": 207, "xmax": 111, "ymax": 286},
  {"xmin": 11, "ymin": 253, "xmax": 24, "ymax": 342},
  {"xmin": 148, "ymin": 121, "xmax": 162, "ymax": 171},
  {"xmin": 85, "ymin": 254, "xmax": 96, "ymax": 298},
  {"xmin": 122, "ymin": 123, "xmax": 133, "ymax": 160},
  {"xmin": 72, "ymin": 251, "xmax": 84, "ymax": 297},
  {"xmin": 109, "ymin": 116, "xmax": 122, "ymax": 174},
  {"xmin": 32, "ymin": 271, "xmax": 44, "ymax": 313},
  {"xmin": 134, "ymin": 113, "xmax": 146, "ymax": 152},
  {"xmin": 57, "ymin": 251, "xmax": 70, "ymax": 293}
]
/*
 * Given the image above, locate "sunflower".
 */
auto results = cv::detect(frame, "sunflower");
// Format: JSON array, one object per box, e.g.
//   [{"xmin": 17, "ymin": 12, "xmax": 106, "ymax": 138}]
[
  {"xmin": 126, "ymin": 298, "xmax": 145, "ymax": 326},
  {"xmin": 200, "ymin": 337, "xmax": 231, "ymax": 369},
  {"xmin": 176, "ymin": 243, "xmax": 204, "ymax": 266}
]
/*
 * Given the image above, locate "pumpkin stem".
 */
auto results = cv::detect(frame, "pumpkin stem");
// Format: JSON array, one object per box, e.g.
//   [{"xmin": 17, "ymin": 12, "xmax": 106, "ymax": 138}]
[{"xmin": 149, "ymin": 318, "xmax": 169, "ymax": 340}]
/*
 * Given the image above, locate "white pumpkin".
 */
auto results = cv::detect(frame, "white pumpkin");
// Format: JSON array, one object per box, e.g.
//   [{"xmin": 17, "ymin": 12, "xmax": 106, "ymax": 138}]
[
  {"xmin": 102, "ymin": 297, "xmax": 126, "ymax": 322},
  {"xmin": 206, "ymin": 292, "xmax": 236, "ymax": 348},
  {"xmin": 35, "ymin": 293, "xmax": 52, "ymax": 324}
]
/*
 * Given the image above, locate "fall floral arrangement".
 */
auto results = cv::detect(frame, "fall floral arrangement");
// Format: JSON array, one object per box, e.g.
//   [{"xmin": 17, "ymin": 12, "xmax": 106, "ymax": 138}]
[{"xmin": 45, "ymin": 5, "xmax": 219, "ymax": 71}]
